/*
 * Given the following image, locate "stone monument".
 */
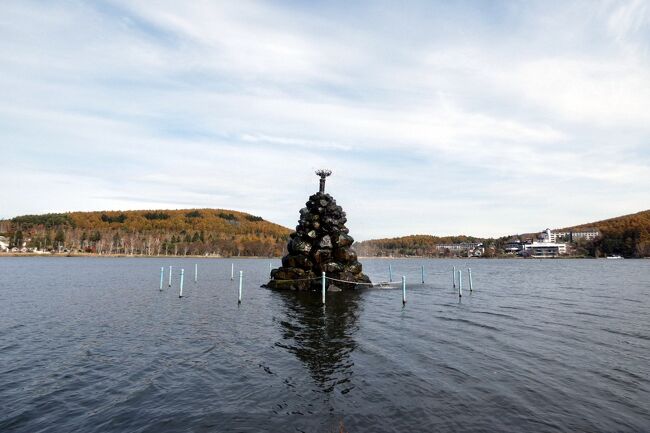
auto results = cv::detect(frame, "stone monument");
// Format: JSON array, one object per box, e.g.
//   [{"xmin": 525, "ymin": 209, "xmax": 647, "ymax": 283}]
[{"xmin": 265, "ymin": 170, "xmax": 371, "ymax": 291}]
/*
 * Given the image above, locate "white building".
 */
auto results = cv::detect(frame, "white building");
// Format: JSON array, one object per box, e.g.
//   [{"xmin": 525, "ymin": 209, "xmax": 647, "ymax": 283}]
[
  {"xmin": 549, "ymin": 228, "xmax": 600, "ymax": 242},
  {"xmin": 523, "ymin": 241, "xmax": 567, "ymax": 257},
  {"xmin": 504, "ymin": 240, "xmax": 523, "ymax": 253}
]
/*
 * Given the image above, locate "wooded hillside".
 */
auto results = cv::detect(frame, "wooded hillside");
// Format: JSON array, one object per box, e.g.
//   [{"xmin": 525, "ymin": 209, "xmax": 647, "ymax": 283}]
[
  {"xmin": 560, "ymin": 209, "xmax": 650, "ymax": 257},
  {"xmin": 3, "ymin": 208, "xmax": 648, "ymax": 258},
  {"xmin": 355, "ymin": 234, "xmax": 485, "ymax": 257},
  {"xmin": 354, "ymin": 209, "xmax": 650, "ymax": 258},
  {"xmin": 1, "ymin": 209, "xmax": 291, "ymax": 257}
]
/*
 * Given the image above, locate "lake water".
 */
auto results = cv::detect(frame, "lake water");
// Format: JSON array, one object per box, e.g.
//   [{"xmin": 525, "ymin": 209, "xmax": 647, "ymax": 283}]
[{"xmin": 1, "ymin": 257, "xmax": 649, "ymax": 432}]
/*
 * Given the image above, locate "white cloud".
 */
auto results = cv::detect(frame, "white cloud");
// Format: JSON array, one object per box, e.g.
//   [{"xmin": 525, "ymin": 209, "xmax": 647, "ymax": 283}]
[{"xmin": 1, "ymin": 1, "xmax": 648, "ymax": 238}]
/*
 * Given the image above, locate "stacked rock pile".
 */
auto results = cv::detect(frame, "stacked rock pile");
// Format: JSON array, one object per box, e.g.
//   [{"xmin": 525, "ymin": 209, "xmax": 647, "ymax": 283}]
[{"xmin": 266, "ymin": 191, "xmax": 371, "ymax": 290}]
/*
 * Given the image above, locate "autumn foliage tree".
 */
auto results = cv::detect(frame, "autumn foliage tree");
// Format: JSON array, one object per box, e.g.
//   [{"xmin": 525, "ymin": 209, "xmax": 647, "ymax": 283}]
[{"xmin": 2, "ymin": 208, "xmax": 291, "ymax": 257}]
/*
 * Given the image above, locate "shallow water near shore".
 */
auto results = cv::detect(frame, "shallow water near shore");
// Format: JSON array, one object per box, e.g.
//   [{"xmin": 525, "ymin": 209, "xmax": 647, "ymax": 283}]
[{"xmin": 1, "ymin": 257, "xmax": 649, "ymax": 432}]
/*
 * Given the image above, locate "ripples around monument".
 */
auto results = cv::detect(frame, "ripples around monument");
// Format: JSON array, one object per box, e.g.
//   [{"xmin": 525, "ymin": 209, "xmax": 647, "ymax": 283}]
[{"xmin": 1, "ymin": 258, "xmax": 649, "ymax": 432}]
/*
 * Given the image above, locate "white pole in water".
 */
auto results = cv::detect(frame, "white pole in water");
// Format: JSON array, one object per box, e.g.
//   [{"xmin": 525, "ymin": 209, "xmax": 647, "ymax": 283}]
[
  {"xmin": 194, "ymin": 263, "xmax": 198, "ymax": 283},
  {"xmin": 421, "ymin": 265, "xmax": 425, "ymax": 284},
  {"xmin": 389, "ymin": 264, "xmax": 393, "ymax": 282},
  {"xmin": 238, "ymin": 270, "xmax": 243, "ymax": 304},
  {"xmin": 269, "ymin": 261, "xmax": 273, "ymax": 274},
  {"xmin": 468, "ymin": 268, "xmax": 473, "ymax": 292},
  {"xmin": 458, "ymin": 269, "xmax": 462, "ymax": 298},
  {"xmin": 179, "ymin": 269, "xmax": 185, "ymax": 298},
  {"xmin": 402, "ymin": 275, "xmax": 406, "ymax": 305},
  {"xmin": 322, "ymin": 272, "xmax": 326, "ymax": 304},
  {"xmin": 159, "ymin": 267, "xmax": 164, "ymax": 291},
  {"xmin": 231, "ymin": 263, "xmax": 234, "ymax": 281},
  {"xmin": 453, "ymin": 266, "xmax": 456, "ymax": 288},
  {"xmin": 168, "ymin": 265, "xmax": 172, "ymax": 287}
]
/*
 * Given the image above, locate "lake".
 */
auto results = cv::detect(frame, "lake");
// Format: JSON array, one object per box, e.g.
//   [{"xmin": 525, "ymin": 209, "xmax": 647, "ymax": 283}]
[{"xmin": 1, "ymin": 257, "xmax": 649, "ymax": 432}]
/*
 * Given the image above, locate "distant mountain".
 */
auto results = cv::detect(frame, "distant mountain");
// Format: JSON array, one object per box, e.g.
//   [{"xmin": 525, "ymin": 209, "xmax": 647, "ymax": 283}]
[{"xmin": 1, "ymin": 209, "xmax": 291, "ymax": 257}]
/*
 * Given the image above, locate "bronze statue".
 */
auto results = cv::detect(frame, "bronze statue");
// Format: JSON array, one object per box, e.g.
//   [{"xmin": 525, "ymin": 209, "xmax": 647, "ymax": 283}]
[{"xmin": 315, "ymin": 169, "xmax": 332, "ymax": 193}]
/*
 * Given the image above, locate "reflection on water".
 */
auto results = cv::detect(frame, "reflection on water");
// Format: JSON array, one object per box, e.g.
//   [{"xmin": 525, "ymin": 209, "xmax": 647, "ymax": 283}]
[{"xmin": 275, "ymin": 291, "xmax": 361, "ymax": 393}]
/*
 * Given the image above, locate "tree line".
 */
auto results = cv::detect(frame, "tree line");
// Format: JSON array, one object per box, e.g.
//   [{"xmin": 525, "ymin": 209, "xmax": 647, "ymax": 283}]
[
  {"xmin": 1, "ymin": 209, "xmax": 291, "ymax": 257},
  {"xmin": 354, "ymin": 209, "xmax": 650, "ymax": 258},
  {"xmin": 355, "ymin": 234, "xmax": 486, "ymax": 257},
  {"xmin": 565, "ymin": 209, "xmax": 650, "ymax": 258},
  {"xmin": 4, "ymin": 208, "xmax": 648, "ymax": 258}
]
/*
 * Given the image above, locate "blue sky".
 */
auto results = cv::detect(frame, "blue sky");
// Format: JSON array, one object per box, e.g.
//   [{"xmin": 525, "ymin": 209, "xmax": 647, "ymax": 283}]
[{"xmin": 1, "ymin": 0, "xmax": 649, "ymax": 240}]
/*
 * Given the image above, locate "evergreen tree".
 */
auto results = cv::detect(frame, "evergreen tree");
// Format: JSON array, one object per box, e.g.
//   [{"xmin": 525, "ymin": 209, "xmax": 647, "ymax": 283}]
[{"xmin": 54, "ymin": 228, "xmax": 65, "ymax": 246}]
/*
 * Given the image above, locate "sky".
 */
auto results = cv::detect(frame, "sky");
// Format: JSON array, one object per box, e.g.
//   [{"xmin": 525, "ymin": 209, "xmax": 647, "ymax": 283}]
[{"xmin": 1, "ymin": 0, "xmax": 649, "ymax": 240}]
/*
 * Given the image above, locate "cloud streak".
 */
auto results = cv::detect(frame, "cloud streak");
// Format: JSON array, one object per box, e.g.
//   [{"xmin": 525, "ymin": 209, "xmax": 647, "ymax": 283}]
[{"xmin": 1, "ymin": 0, "xmax": 648, "ymax": 238}]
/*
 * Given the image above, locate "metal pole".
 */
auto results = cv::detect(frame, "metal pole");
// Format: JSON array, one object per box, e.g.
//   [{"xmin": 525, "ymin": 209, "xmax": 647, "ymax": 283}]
[
  {"xmin": 231, "ymin": 263, "xmax": 234, "ymax": 281},
  {"xmin": 194, "ymin": 263, "xmax": 198, "ymax": 283},
  {"xmin": 468, "ymin": 268, "xmax": 473, "ymax": 292},
  {"xmin": 421, "ymin": 265, "xmax": 424, "ymax": 284},
  {"xmin": 389, "ymin": 264, "xmax": 393, "ymax": 282},
  {"xmin": 322, "ymin": 272, "xmax": 326, "ymax": 304},
  {"xmin": 168, "ymin": 265, "xmax": 172, "ymax": 287},
  {"xmin": 453, "ymin": 266, "xmax": 456, "ymax": 288},
  {"xmin": 179, "ymin": 269, "xmax": 185, "ymax": 298},
  {"xmin": 159, "ymin": 266, "xmax": 164, "ymax": 291},
  {"xmin": 269, "ymin": 261, "xmax": 272, "ymax": 274},
  {"xmin": 238, "ymin": 270, "xmax": 243, "ymax": 304},
  {"xmin": 458, "ymin": 269, "xmax": 462, "ymax": 298},
  {"xmin": 402, "ymin": 276, "xmax": 406, "ymax": 305}
]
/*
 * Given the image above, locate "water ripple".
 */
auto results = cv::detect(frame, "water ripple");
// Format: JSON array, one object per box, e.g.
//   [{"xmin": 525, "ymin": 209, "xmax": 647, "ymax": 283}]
[{"xmin": 0, "ymin": 257, "xmax": 648, "ymax": 432}]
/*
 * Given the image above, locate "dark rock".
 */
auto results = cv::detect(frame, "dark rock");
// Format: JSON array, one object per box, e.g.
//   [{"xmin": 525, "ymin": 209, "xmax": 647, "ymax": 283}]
[
  {"xmin": 318, "ymin": 235, "xmax": 332, "ymax": 249},
  {"xmin": 273, "ymin": 268, "xmax": 292, "ymax": 280},
  {"xmin": 345, "ymin": 263, "xmax": 362, "ymax": 274},
  {"xmin": 288, "ymin": 267, "xmax": 306, "ymax": 277},
  {"xmin": 334, "ymin": 248, "xmax": 357, "ymax": 262},
  {"xmin": 290, "ymin": 238, "xmax": 312, "ymax": 255},
  {"xmin": 283, "ymin": 254, "xmax": 313, "ymax": 268},
  {"xmin": 335, "ymin": 233, "xmax": 354, "ymax": 247},
  {"xmin": 294, "ymin": 255, "xmax": 313, "ymax": 269},
  {"xmin": 323, "ymin": 262, "xmax": 344, "ymax": 273},
  {"xmin": 266, "ymin": 173, "xmax": 371, "ymax": 291},
  {"xmin": 312, "ymin": 249, "xmax": 332, "ymax": 264}
]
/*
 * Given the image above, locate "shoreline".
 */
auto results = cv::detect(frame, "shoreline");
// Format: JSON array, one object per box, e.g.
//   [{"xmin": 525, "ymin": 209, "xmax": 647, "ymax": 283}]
[
  {"xmin": 0, "ymin": 253, "xmax": 275, "ymax": 259},
  {"xmin": 1, "ymin": 253, "xmax": 633, "ymax": 259}
]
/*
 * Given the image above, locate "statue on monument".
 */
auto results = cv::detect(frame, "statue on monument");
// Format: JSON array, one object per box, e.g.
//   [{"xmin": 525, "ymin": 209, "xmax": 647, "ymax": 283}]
[
  {"xmin": 316, "ymin": 169, "xmax": 331, "ymax": 193},
  {"xmin": 265, "ymin": 170, "xmax": 371, "ymax": 291}
]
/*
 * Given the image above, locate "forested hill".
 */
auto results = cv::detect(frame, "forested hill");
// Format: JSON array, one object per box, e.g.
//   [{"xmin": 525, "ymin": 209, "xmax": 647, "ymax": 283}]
[
  {"xmin": 558, "ymin": 209, "xmax": 650, "ymax": 257},
  {"xmin": 355, "ymin": 234, "xmax": 485, "ymax": 257},
  {"xmin": 1, "ymin": 209, "xmax": 292, "ymax": 256},
  {"xmin": 354, "ymin": 209, "xmax": 650, "ymax": 258}
]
